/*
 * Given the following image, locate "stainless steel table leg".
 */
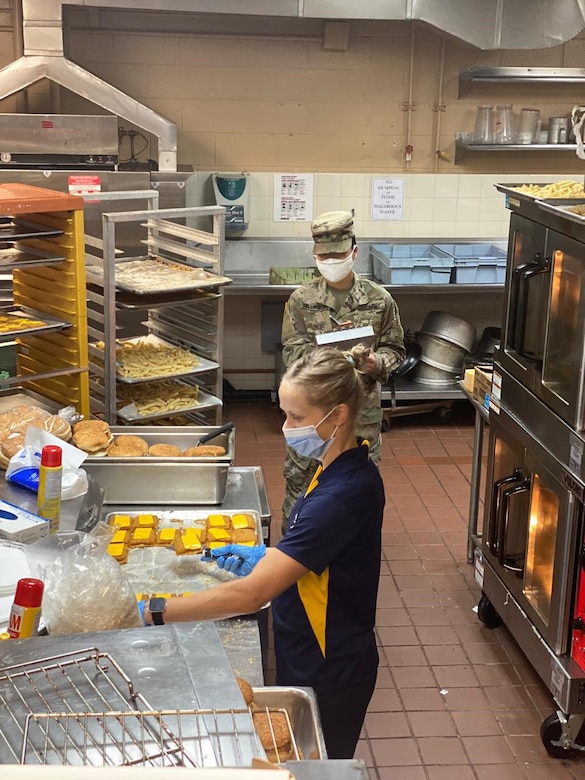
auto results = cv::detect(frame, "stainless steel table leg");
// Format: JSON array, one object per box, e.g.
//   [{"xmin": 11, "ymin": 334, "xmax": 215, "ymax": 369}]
[{"xmin": 467, "ymin": 410, "xmax": 485, "ymax": 563}]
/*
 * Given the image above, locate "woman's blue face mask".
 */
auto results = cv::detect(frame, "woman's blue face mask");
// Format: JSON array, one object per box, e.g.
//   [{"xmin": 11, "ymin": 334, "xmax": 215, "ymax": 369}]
[{"xmin": 282, "ymin": 407, "xmax": 338, "ymax": 461}]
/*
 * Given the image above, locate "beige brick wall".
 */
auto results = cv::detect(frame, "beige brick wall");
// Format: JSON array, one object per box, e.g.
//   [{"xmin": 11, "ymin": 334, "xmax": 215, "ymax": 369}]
[{"xmin": 58, "ymin": 19, "xmax": 585, "ymax": 175}]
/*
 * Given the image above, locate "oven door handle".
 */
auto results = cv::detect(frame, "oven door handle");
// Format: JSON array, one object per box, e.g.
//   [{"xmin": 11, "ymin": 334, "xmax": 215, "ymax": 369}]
[
  {"xmin": 510, "ymin": 254, "xmax": 551, "ymax": 358},
  {"xmin": 498, "ymin": 477, "xmax": 531, "ymax": 573},
  {"xmin": 488, "ymin": 468, "xmax": 524, "ymax": 555}
]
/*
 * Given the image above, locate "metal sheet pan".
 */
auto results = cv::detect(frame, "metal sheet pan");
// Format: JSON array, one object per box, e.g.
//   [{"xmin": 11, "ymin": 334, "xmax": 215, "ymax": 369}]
[
  {"xmin": 495, "ymin": 182, "xmax": 585, "ymax": 202},
  {"xmin": 0, "ymin": 242, "xmax": 65, "ymax": 268},
  {"xmin": 537, "ymin": 199, "xmax": 585, "ymax": 225},
  {"xmin": 117, "ymin": 386, "xmax": 222, "ymax": 423},
  {"xmin": 0, "ymin": 306, "xmax": 70, "ymax": 342},
  {"xmin": 86, "ymin": 257, "xmax": 232, "ymax": 295},
  {"xmin": 0, "ymin": 218, "xmax": 63, "ymax": 241},
  {"xmin": 89, "ymin": 334, "xmax": 219, "ymax": 384}
]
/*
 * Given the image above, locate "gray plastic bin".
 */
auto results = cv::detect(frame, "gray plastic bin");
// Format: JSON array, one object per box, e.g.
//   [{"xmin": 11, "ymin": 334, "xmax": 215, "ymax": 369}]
[
  {"xmin": 434, "ymin": 243, "xmax": 507, "ymax": 284},
  {"xmin": 370, "ymin": 244, "xmax": 453, "ymax": 285}
]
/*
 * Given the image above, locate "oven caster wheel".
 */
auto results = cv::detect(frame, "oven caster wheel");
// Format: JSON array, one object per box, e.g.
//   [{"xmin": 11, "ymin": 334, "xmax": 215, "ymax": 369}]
[
  {"xmin": 477, "ymin": 594, "xmax": 503, "ymax": 629},
  {"xmin": 540, "ymin": 712, "xmax": 584, "ymax": 758}
]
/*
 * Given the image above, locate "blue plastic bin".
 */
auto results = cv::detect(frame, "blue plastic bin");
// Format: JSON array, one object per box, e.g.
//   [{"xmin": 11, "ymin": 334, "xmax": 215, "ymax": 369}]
[
  {"xmin": 370, "ymin": 244, "xmax": 453, "ymax": 285},
  {"xmin": 433, "ymin": 243, "xmax": 507, "ymax": 284}
]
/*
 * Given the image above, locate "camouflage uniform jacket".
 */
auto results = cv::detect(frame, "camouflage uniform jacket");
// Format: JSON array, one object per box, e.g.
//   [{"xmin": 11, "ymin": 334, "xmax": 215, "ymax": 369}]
[{"xmin": 281, "ymin": 273, "xmax": 405, "ymax": 431}]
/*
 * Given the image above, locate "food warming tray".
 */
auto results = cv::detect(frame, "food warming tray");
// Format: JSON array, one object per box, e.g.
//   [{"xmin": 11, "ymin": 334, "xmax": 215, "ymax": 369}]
[
  {"xmin": 537, "ymin": 199, "xmax": 585, "ymax": 226},
  {"xmin": 83, "ymin": 425, "xmax": 235, "ymax": 505}
]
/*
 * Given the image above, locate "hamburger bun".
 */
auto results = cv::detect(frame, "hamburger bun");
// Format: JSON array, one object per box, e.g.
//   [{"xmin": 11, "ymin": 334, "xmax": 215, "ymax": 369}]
[
  {"xmin": 148, "ymin": 443, "xmax": 182, "ymax": 457},
  {"xmin": 182, "ymin": 445, "xmax": 226, "ymax": 457},
  {"xmin": 107, "ymin": 435, "xmax": 149, "ymax": 457},
  {"xmin": 72, "ymin": 419, "xmax": 113, "ymax": 454}
]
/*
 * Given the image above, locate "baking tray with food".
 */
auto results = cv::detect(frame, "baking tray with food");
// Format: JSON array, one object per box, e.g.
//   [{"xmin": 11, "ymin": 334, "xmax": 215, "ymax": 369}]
[
  {"xmin": 0, "ymin": 241, "xmax": 66, "ymax": 268},
  {"xmin": 81, "ymin": 424, "xmax": 234, "ymax": 504},
  {"xmin": 89, "ymin": 334, "xmax": 219, "ymax": 384},
  {"xmin": 536, "ymin": 199, "xmax": 585, "ymax": 225},
  {"xmin": 495, "ymin": 180, "xmax": 585, "ymax": 202},
  {"xmin": 0, "ymin": 306, "xmax": 70, "ymax": 342},
  {"xmin": 104, "ymin": 508, "xmax": 261, "ymax": 585},
  {"xmin": 116, "ymin": 382, "xmax": 222, "ymax": 423},
  {"xmin": 86, "ymin": 256, "xmax": 232, "ymax": 295},
  {"xmin": 0, "ymin": 217, "xmax": 64, "ymax": 241}
]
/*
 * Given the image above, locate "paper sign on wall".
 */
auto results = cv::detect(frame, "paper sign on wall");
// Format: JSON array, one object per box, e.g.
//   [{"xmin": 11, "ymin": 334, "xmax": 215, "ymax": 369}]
[
  {"xmin": 274, "ymin": 174, "xmax": 314, "ymax": 222},
  {"xmin": 371, "ymin": 178, "xmax": 404, "ymax": 221}
]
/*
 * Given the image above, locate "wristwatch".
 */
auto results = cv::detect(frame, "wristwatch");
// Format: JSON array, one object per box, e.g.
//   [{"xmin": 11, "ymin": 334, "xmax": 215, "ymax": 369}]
[{"xmin": 147, "ymin": 597, "xmax": 167, "ymax": 626}]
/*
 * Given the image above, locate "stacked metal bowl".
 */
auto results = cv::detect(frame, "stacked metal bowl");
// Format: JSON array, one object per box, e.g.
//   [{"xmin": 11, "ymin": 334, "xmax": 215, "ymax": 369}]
[{"xmin": 409, "ymin": 311, "xmax": 476, "ymax": 386}]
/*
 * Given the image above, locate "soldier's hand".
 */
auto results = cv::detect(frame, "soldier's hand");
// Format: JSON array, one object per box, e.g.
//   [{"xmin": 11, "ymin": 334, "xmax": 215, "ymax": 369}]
[{"xmin": 362, "ymin": 348, "xmax": 377, "ymax": 374}]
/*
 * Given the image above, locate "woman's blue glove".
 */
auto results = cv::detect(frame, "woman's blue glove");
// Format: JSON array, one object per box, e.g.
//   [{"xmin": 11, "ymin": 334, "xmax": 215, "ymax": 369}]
[
  {"xmin": 210, "ymin": 544, "xmax": 266, "ymax": 576},
  {"xmin": 138, "ymin": 599, "xmax": 147, "ymax": 626}
]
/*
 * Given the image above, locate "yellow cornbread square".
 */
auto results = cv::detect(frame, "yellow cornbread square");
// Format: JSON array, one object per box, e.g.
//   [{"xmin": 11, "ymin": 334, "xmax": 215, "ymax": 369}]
[
  {"xmin": 208, "ymin": 541, "xmax": 228, "ymax": 550},
  {"xmin": 107, "ymin": 542, "xmax": 128, "ymax": 563},
  {"xmin": 111, "ymin": 529, "xmax": 129, "ymax": 545},
  {"xmin": 207, "ymin": 514, "xmax": 231, "ymax": 528},
  {"xmin": 109, "ymin": 514, "xmax": 132, "ymax": 530},
  {"xmin": 175, "ymin": 527, "xmax": 203, "ymax": 555},
  {"xmin": 237, "ymin": 540, "xmax": 256, "ymax": 547},
  {"xmin": 129, "ymin": 527, "xmax": 156, "ymax": 546},
  {"xmin": 206, "ymin": 527, "xmax": 231, "ymax": 543},
  {"xmin": 231, "ymin": 513, "xmax": 255, "ymax": 531},
  {"xmin": 132, "ymin": 514, "xmax": 158, "ymax": 529},
  {"xmin": 156, "ymin": 528, "xmax": 177, "ymax": 546}
]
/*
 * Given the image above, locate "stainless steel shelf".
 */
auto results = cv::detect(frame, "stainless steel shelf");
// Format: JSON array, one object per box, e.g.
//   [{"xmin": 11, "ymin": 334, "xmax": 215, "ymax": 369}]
[
  {"xmin": 381, "ymin": 376, "xmax": 463, "ymax": 402},
  {"xmin": 459, "ymin": 66, "xmax": 585, "ymax": 95},
  {"xmin": 455, "ymin": 136, "xmax": 577, "ymax": 163}
]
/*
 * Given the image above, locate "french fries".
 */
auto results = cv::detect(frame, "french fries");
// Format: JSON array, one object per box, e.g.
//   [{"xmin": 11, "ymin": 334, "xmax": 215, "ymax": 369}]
[{"xmin": 512, "ymin": 180, "xmax": 585, "ymax": 198}]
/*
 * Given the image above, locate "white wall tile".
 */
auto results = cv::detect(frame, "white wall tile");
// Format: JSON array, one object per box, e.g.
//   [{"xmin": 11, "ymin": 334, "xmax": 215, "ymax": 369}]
[
  {"xmin": 408, "ymin": 174, "xmax": 436, "ymax": 199},
  {"xmin": 341, "ymin": 173, "xmax": 366, "ymax": 198},
  {"xmin": 457, "ymin": 175, "xmax": 482, "ymax": 198},
  {"xmin": 456, "ymin": 198, "xmax": 482, "ymax": 221},
  {"xmin": 315, "ymin": 173, "xmax": 342, "ymax": 197},
  {"xmin": 433, "ymin": 197, "xmax": 457, "ymax": 222},
  {"xmin": 434, "ymin": 175, "xmax": 459, "ymax": 199},
  {"xmin": 409, "ymin": 198, "xmax": 435, "ymax": 221}
]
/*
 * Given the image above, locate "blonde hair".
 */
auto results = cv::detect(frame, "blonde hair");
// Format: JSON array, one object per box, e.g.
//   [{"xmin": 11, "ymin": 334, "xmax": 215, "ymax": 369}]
[{"xmin": 282, "ymin": 345, "xmax": 365, "ymax": 422}]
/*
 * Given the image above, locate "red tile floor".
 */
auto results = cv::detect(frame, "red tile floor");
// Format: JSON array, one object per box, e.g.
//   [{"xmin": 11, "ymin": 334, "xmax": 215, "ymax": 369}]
[{"xmin": 224, "ymin": 396, "xmax": 585, "ymax": 779}]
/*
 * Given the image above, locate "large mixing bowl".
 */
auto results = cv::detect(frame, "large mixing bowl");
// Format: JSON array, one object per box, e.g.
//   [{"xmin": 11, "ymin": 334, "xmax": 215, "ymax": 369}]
[
  {"xmin": 416, "ymin": 331, "xmax": 467, "ymax": 373},
  {"xmin": 408, "ymin": 356, "xmax": 461, "ymax": 386},
  {"xmin": 419, "ymin": 310, "xmax": 476, "ymax": 352}
]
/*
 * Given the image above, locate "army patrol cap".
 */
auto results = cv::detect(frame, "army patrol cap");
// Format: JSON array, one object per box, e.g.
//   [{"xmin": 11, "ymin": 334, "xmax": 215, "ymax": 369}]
[{"xmin": 311, "ymin": 210, "xmax": 354, "ymax": 255}]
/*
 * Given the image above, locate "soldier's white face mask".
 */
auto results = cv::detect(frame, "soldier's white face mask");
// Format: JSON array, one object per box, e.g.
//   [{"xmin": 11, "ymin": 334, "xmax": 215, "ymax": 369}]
[{"xmin": 314, "ymin": 251, "xmax": 354, "ymax": 283}]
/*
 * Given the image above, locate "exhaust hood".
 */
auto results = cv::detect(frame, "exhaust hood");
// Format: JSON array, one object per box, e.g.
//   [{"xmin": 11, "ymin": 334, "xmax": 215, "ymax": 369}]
[
  {"xmin": 0, "ymin": 0, "xmax": 177, "ymax": 171},
  {"xmin": 68, "ymin": 0, "xmax": 585, "ymax": 50}
]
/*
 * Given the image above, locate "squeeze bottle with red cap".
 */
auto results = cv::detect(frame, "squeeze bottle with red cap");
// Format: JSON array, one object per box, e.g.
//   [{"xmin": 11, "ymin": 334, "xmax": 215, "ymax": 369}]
[
  {"xmin": 37, "ymin": 444, "xmax": 62, "ymax": 533},
  {"xmin": 8, "ymin": 578, "xmax": 44, "ymax": 638}
]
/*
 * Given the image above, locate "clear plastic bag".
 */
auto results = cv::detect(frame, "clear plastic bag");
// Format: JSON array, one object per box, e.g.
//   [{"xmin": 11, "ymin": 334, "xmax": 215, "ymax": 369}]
[{"xmin": 39, "ymin": 523, "xmax": 142, "ymax": 635}]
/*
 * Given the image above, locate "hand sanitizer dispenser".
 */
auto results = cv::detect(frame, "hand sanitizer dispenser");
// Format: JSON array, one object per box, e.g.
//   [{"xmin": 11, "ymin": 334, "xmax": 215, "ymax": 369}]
[{"xmin": 212, "ymin": 172, "xmax": 249, "ymax": 232}]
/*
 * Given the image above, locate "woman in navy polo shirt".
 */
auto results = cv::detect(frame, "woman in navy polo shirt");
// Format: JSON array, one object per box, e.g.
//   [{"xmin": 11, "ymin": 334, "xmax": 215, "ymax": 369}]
[{"xmin": 140, "ymin": 346, "xmax": 385, "ymax": 759}]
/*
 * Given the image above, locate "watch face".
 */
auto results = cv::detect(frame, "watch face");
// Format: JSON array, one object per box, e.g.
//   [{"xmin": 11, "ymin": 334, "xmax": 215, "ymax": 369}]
[{"xmin": 149, "ymin": 597, "xmax": 166, "ymax": 614}]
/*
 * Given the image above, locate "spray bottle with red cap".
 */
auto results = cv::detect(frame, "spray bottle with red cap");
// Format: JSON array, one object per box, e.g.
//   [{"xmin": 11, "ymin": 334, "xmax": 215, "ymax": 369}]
[
  {"xmin": 37, "ymin": 444, "xmax": 62, "ymax": 534},
  {"xmin": 8, "ymin": 578, "xmax": 44, "ymax": 639}
]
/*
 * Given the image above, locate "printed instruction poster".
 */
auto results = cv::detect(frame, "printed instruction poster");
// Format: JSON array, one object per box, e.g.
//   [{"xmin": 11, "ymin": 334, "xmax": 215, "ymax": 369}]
[
  {"xmin": 274, "ymin": 174, "xmax": 314, "ymax": 221},
  {"xmin": 371, "ymin": 178, "xmax": 405, "ymax": 221}
]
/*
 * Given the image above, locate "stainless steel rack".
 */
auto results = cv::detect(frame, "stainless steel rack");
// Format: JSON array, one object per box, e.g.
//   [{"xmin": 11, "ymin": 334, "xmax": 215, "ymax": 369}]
[{"xmin": 86, "ymin": 197, "xmax": 226, "ymax": 425}]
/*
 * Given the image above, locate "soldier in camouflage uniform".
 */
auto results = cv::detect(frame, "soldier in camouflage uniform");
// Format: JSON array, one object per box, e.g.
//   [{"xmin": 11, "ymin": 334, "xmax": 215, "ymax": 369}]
[{"xmin": 281, "ymin": 211, "xmax": 405, "ymax": 533}]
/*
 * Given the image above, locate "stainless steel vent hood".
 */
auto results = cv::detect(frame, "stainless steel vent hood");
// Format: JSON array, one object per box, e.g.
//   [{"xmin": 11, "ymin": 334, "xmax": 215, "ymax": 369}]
[
  {"xmin": 0, "ymin": 0, "xmax": 177, "ymax": 171},
  {"xmin": 70, "ymin": 0, "xmax": 585, "ymax": 50}
]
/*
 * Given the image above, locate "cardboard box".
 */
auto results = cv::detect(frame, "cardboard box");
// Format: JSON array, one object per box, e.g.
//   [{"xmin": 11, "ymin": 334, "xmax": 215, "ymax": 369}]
[
  {"xmin": 0, "ymin": 499, "xmax": 48, "ymax": 544},
  {"xmin": 473, "ymin": 365, "xmax": 493, "ymax": 407}
]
